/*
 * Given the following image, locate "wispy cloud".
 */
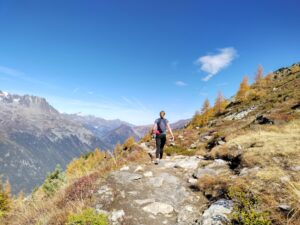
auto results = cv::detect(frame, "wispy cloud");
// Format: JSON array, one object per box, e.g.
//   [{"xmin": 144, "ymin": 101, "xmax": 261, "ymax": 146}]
[
  {"xmin": 175, "ymin": 81, "xmax": 187, "ymax": 87},
  {"xmin": 0, "ymin": 65, "xmax": 25, "ymax": 78},
  {"xmin": 195, "ymin": 47, "xmax": 237, "ymax": 81},
  {"xmin": 0, "ymin": 64, "xmax": 58, "ymax": 89}
]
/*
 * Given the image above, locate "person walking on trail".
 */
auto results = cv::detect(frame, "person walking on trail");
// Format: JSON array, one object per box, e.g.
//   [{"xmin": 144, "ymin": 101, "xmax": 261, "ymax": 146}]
[{"xmin": 152, "ymin": 111, "xmax": 174, "ymax": 164}]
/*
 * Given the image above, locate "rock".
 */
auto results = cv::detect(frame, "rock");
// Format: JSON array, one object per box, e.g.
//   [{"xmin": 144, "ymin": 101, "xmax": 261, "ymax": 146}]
[
  {"xmin": 120, "ymin": 166, "xmax": 130, "ymax": 171},
  {"xmin": 278, "ymin": 204, "xmax": 292, "ymax": 212},
  {"xmin": 190, "ymin": 143, "xmax": 197, "ymax": 149},
  {"xmin": 134, "ymin": 165, "xmax": 144, "ymax": 172},
  {"xmin": 203, "ymin": 136, "xmax": 213, "ymax": 141},
  {"xmin": 142, "ymin": 202, "xmax": 174, "ymax": 215},
  {"xmin": 239, "ymin": 166, "xmax": 260, "ymax": 176},
  {"xmin": 193, "ymin": 168, "xmax": 217, "ymax": 179},
  {"xmin": 217, "ymin": 140, "xmax": 226, "ymax": 145},
  {"xmin": 177, "ymin": 205, "xmax": 201, "ymax": 225},
  {"xmin": 120, "ymin": 190, "xmax": 126, "ymax": 198},
  {"xmin": 280, "ymin": 176, "xmax": 290, "ymax": 182},
  {"xmin": 148, "ymin": 177, "xmax": 164, "ymax": 187},
  {"xmin": 112, "ymin": 171, "xmax": 143, "ymax": 184},
  {"xmin": 188, "ymin": 178, "xmax": 198, "ymax": 185},
  {"xmin": 290, "ymin": 165, "xmax": 300, "ymax": 171},
  {"xmin": 178, "ymin": 135, "xmax": 184, "ymax": 139},
  {"xmin": 253, "ymin": 115, "xmax": 274, "ymax": 125},
  {"xmin": 97, "ymin": 185, "xmax": 113, "ymax": 195},
  {"xmin": 174, "ymin": 156, "xmax": 201, "ymax": 170},
  {"xmin": 95, "ymin": 208, "xmax": 109, "ymax": 216},
  {"xmin": 224, "ymin": 106, "xmax": 256, "ymax": 121},
  {"xmin": 111, "ymin": 210, "xmax": 125, "ymax": 224},
  {"xmin": 201, "ymin": 199, "xmax": 233, "ymax": 225},
  {"xmin": 134, "ymin": 198, "xmax": 155, "ymax": 205},
  {"xmin": 144, "ymin": 171, "xmax": 153, "ymax": 177},
  {"xmin": 291, "ymin": 102, "xmax": 300, "ymax": 110}
]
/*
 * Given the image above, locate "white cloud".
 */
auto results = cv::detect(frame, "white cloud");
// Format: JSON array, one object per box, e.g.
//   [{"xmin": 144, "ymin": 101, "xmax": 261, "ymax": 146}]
[
  {"xmin": 195, "ymin": 47, "xmax": 237, "ymax": 81},
  {"xmin": 175, "ymin": 81, "xmax": 187, "ymax": 86}
]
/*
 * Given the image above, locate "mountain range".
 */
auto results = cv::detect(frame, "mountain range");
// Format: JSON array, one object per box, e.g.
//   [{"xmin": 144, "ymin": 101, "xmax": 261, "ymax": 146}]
[{"xmin": 0, "ymin": 91, "xmax": 189, "ymax": 194}]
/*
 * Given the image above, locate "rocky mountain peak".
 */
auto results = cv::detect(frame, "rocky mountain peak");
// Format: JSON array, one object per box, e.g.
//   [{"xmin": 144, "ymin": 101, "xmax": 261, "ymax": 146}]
[{"xmin": 0, "ymin": 90, "xmax": 59, "ymax": 115}]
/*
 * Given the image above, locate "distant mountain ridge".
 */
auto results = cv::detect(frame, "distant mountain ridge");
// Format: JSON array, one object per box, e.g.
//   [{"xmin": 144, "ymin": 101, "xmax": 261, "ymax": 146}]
[{"xmin": 0, "ymin": 90, "xmax": 190, "ymax": 194}]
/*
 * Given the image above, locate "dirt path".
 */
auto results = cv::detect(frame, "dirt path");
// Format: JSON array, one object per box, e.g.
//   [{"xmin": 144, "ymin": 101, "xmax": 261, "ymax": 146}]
[{"xmin": 92, "ymin": 145, "xmax": 233, "ymax": 225}]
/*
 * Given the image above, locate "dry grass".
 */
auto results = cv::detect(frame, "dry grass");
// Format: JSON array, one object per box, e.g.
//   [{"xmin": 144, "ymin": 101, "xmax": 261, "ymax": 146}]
[{"xmin": 2, "ymin": 144, "xmax": 149, "ymax": 225}]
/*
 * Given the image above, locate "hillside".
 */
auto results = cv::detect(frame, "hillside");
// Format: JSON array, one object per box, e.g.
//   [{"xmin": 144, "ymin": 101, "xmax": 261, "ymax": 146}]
[{"xmin": 0, "ymin": 62, "xmax": 299, "ymax": 225}]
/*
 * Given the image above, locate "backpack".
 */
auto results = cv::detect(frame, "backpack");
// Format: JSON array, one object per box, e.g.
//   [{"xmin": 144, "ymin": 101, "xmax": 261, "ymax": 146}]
[{"xmin": 157, "ymin": 118, "xmax": 167, "ymax": 134}]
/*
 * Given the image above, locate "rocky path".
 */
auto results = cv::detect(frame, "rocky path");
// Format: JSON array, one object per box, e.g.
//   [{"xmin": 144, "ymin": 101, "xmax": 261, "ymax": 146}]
[{"xmin": 92, "ymin": 144, "xmax": 233, "ymax": 225}]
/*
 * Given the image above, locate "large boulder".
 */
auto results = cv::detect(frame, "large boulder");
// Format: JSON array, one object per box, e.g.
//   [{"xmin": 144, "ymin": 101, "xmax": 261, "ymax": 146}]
[{"xmin": 201, "ymin": 199, "xmax": 233, "ymax": 225}]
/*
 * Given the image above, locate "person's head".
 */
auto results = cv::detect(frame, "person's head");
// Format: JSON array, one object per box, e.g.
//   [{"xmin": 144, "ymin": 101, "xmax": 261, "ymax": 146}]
[{"xmin": 159, "ymin": 111, "xmax": 166, "ymax": 119}]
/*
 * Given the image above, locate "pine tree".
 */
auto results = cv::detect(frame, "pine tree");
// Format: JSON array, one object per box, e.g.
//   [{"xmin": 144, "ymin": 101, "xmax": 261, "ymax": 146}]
[{"xmin": 236, "ymin": 76, "xmax": 251, "ymax": 102}]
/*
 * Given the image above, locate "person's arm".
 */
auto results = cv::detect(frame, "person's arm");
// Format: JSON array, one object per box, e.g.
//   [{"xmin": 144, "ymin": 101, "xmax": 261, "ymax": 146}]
[
  {"xmin": 152, "ymin": 122, "xmax": 157, "ymax": 134},
  {"xmin": 167, "ymin": 123, "xmax": 174, "ymax": 140}
]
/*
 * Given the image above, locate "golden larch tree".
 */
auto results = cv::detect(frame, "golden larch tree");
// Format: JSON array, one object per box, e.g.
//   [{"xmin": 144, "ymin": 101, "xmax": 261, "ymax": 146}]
[
  {"xmin": 236, "ymin": 76, "xmax": 251, "ymax": 102},
  {"xmin": 201, "ymin": 98, "xmax": 211, "ymax": 114},
  {"xmin": 213, "ymin": 91, "xmax": 227, "ymax": 115},
  {"xmin": 254, "ymin": 65, "xmax": 264, "ymax": 82}
]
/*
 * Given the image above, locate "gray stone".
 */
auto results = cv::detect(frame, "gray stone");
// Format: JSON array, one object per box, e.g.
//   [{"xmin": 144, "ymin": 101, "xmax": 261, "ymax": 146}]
[
  {"xmin": 278, "ymin": 204, "xmax": 292, "ymax": 211},
  {"xmin": 239, "ymin": 166, "xmax": 260, "ymax": 176},
  {"xmin": 290, "ymin": 165, "xmax": 300, "ymax": 171},
  {"xmin": 134, "ymin": 198, "xmax": 155, "ymax": 205},
  {"xmin": 190, "ymin": 143, "xmax": 197, "ymax": 149},
  {"xmin": 142, "ymin": 202, "xmax": 174, "ymax": 215},
  {"xmin": 177, "ymin": 205, "xmax": 201, "ymax": 225},
  {"xmin": 144, "ymin": 171, "xmax": 153, "ymax": 177},
  {"xmin": 217, "ymin": 140, "xmax": 226, "ymax": 145},
  {"xmin": 134, "ymin": 165, "xmax": 144, "ymax": 172},
  {"xmin": 204, "ymin": 136, "xmax": 213, "ymax": 141},
  {"xmin": 120, "ymin": 165, "xmax": 130, "ymax": 171},
  {"xmin": 148, "ymin": 177, "xmax": 164, "ymax": 187},
  {"xmin": 201, "ymin": 199, "xmax": 233, "ymax": 225},
  {"xmin": 111, "ymin": 171, "xmax": 143, "ymax": 184},
  {"xmin": 188, "ymin": 178, "xmax": 198, "ymax": 185},
  {"xmin": 174, "ymin": 156, "xmax": 201, "ymax": 170},
  {"xmin": 193, "ymin": 168, "xmax": 217, "ymax": 179},
  {"xmin": 111, "ymin": 210, "xmax": 125, "ymax": 224}
]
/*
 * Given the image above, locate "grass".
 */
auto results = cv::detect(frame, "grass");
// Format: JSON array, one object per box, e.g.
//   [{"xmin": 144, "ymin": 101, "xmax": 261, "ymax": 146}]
[
  {"xmin": 164, "ymin": 145, "xmax": 198, "ymax": 156},
  {"xmin": 66, "ymin": 208, "xmax": 108, "ymax": 225}
]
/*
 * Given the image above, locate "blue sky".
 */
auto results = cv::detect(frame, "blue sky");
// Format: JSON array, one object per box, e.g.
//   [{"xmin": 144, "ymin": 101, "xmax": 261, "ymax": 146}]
[{"xmin": 0, "ymin": 0, "xmax": 299, "ymax": 125}]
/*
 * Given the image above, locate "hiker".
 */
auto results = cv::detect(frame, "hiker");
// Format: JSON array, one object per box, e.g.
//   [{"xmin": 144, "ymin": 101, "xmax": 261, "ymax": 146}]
[{"xmin": 152, "ymin": 111, "xmax": 174, "ymax": 164}]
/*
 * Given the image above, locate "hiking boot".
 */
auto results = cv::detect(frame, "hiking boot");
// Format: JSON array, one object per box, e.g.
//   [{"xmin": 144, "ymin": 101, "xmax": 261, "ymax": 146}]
[{"xmin": 154, "ymin": 159, "xmax": 159, "ymax": 165}]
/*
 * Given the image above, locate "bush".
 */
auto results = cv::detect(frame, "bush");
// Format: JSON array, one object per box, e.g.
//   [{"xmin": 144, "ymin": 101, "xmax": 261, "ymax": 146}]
[
  {"xmin": 0, "ymin": 180, "xmax": 11, "ymax": 218},
  {"xmin": 66, "ymin": 149, "xmax": 106, "ymax": 179},
  {"xmin": 123, "ymin": 137, "xmax": 135, "ymax": 150},
  {"xmin": 62, "ymin": 172, "xmax": 98, "ymax": 204},
  {"xmin": 42, "ymin": 165, "xmax": 66, "ymax": 197},
  {"xmin": 66, "ymin": 208, "xmax": 108, "ymax": 225},
  {"xmin": 228, "ymin": 186, "xmax": 271, "ymax": 225}
]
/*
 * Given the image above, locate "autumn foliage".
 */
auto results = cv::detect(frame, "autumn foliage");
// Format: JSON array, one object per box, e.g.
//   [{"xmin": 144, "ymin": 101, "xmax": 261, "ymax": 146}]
[{"xmin": 236, "ymin": 76, "xmax": 251, "ymax": 102}]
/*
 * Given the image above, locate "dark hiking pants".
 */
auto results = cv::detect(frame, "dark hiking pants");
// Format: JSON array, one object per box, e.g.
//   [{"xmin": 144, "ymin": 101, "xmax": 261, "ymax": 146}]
[{"xmin": 156, "ymin": 134, "xmax": 166, "ymax": 159}]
